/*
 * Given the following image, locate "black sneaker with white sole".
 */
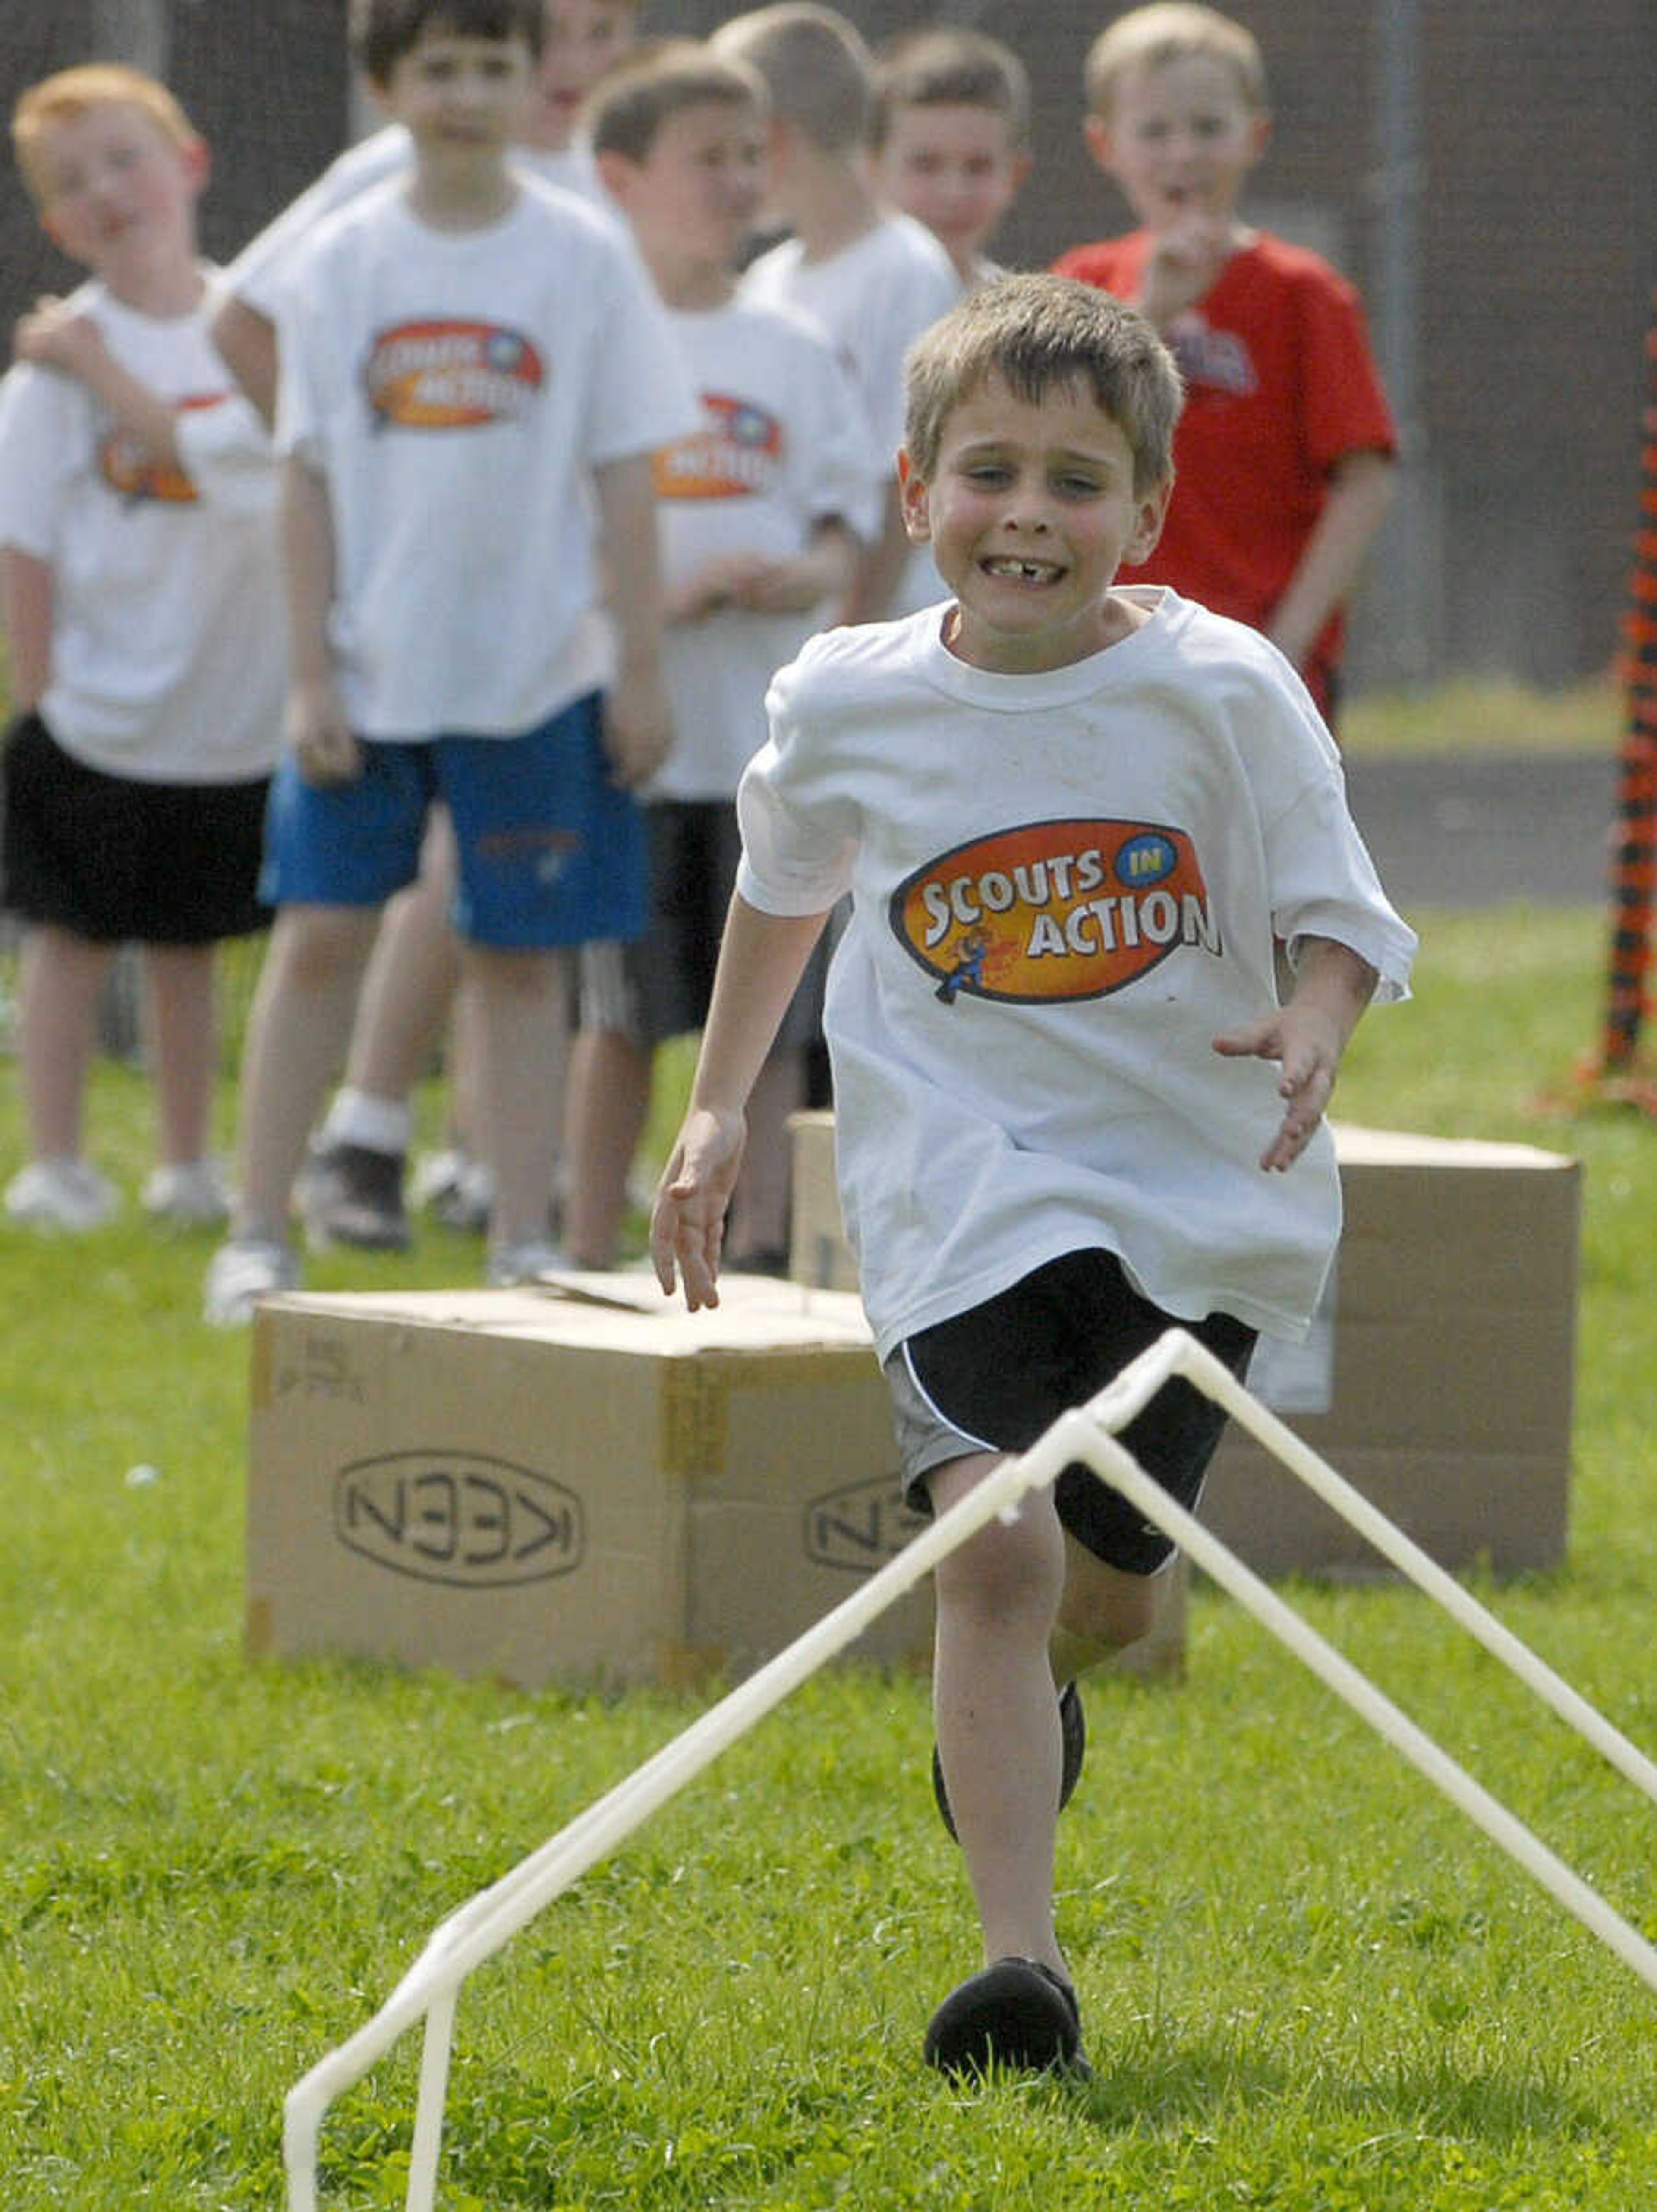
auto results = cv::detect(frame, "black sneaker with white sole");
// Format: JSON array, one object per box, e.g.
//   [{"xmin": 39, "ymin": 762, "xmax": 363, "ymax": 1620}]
[{"xmin": 932, "ymin": 1679, "xmax": 1086, "ymax": 1843}]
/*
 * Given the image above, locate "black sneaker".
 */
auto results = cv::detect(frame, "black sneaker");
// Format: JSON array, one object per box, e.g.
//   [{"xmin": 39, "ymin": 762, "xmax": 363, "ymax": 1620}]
[
  {"xmin": 932, "ymin": 1679, "xmax": 1085, "ymax": 1843},
  {"xmin": 923, "ymin": 1956, "xmax": 1089, "ymax": 2078},
  {"xmin": 299, "ymin": 1141, "xmax": 410, "ymax": 1251}
]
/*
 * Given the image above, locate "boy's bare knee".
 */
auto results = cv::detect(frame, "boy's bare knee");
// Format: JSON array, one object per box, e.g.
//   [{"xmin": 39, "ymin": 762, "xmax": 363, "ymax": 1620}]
[
  {"xmin": 272, "ymin": 906, "xmax": 376, "ymax": 992},
  {"xmin": 466, "ymin": 944, "xmax": 561, "ymax": 1004},
  {"xmin": 1055, "ymin": 1536, "xmax": 1166, "ymax": 1665},
  {"xmin": 930, "ymin": 1459, "xmax": 1065, "ymax": 1625}
]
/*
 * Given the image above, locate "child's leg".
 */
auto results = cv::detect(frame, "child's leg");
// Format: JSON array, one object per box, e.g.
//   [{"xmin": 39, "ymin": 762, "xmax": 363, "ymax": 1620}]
[
  {"xmin": 928, "ymin": 1450, "xmax": 1069, "ymax": 1976},
  {"xmin": 464, "ymin": 942, "xmax": 569, "ymax": 1251},
  {"xmin": 17, "ymin": 924, "xmax": 117, "ymax": 1160},
  {"xmin": 562, "ymin": 1022, "xmax": 651, "ymax": 1268},
  {"xmin": 1049, "ymin": 1532, "xmax": 1169, "ymax": 1686},
  {"xmin": 725, "ymin": 1043, "xmax": 804, "ymax": 1266},
  {"xmin": 141, "ymin": 941, "xmax": 219, "ymax": 1168},
  {"xmin": 230, "ymin": 904, "xmax": 381, "ymax": 1236},
  {"xmin": 334, "ymin": 816, "xmax": 462, "ymax": 1112}
]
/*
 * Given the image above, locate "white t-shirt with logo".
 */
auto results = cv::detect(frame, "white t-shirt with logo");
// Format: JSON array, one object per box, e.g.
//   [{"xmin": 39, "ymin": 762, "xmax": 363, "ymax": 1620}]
[
  {"xmin": 736, "ymin": 589, "xmax": 1417, "ymax": 1357},
  {"xmin": 0, "ymin": 273, "xmax": 282, "ymax": 782},
  {"xmin": 647, "ymin": 297, "xmax": 884, "ymax": 802},
  {"xmin": 223, "ymin": 123, "xmax": 610, "ymax": 323},
  {"xmin": 740, "ymin": 214, "xmax": 962, "ymax": 616},
  {"xmin": 276, "ymin": 176, "xmax": 696, "ymax": 739}
]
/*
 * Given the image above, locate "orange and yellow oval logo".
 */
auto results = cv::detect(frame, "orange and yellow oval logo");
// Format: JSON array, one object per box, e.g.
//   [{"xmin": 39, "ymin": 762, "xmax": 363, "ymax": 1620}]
[
  {"xmin": 654, "ymin": 391, "xmax": 782, "ymax": 500},
  {"xmin": 100, "ymin": 391, "xmax": 222, "ymax": 504},
  {"xmin": 890, "ymin": 817, "xmax": 1221, "ymax": 1005},
  {"xmin": 365, "ymin": 320, "xmax": 544, "ymax": 430}
]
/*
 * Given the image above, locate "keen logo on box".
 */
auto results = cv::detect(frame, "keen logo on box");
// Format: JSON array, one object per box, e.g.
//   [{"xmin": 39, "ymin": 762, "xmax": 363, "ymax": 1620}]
[
  {"xmin": 805, "ymin": 1473, "xmax": 927, "ymax": 1574},
  {"xmin": 334, "ymin": 1451, "xmax": 584, "ymax": 1587}
]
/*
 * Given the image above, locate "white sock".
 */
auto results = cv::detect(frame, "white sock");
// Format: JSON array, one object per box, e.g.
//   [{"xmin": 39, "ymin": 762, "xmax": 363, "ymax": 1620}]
[{"xmin": 319, "ymin": 1087, "xmax": 412, "ymax": 1157}]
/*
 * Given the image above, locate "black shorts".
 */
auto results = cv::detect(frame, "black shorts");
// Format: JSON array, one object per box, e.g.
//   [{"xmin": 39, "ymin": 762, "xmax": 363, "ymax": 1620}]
[
  {"xmin": 579, "ymin": 799, "xmax": 825, "ymax": 1049},
  {"xmin": 2, "ymin": 711, "xmax": 272, "ymax": 944},
  {"xmin": 888, "ymin": 1247, "xmax": 1257, "ymax": 1576}
]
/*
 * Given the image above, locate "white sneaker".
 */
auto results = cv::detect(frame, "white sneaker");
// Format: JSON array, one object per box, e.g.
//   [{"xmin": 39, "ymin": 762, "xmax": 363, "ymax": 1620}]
[
  {"xmin": 203, "ymin": 1235, "xmax": 300, "ymax": 1326},
  {"xmin": 142, "ymin": 1159, "xmax": 231, "ymax": 1226},
  {"xmin": 485, "ymin": 1236, "xmax": 569, "ymax": 1287},
  {"xmin": 4, "ymin": 1157, "xmax": 118, "ymax": 1231}
]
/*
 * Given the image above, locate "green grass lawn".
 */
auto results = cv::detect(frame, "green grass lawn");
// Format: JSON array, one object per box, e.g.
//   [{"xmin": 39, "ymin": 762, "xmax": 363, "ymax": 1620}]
[{"xmin": 3, "ymin": 905, "xmax": 1656, "ymax": 2211}]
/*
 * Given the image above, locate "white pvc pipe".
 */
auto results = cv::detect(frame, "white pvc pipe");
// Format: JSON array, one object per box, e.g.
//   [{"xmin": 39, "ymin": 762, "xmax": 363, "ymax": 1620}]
[{"xmin": 284, "ymin": 1327, "xmax": 1657, "ymax": 2211}]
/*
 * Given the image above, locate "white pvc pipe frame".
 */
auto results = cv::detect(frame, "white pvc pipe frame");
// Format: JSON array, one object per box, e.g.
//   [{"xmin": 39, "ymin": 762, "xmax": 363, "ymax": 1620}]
[{"xmin": 284, "ymin": 1327, "xmax": 1657, "ymax": 2211}]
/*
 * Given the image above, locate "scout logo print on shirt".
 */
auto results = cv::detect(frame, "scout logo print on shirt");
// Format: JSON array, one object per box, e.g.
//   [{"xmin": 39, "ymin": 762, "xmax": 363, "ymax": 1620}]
[
  {"xmin": 100, "ymin": 391, "xmax": 224, "ymax": 504},
  {"xmin": 653, "ymin": 392, "xmax": 782, "ymax": 500},
  {"xmin": 1165, "ymin": 311, "xmax": 1257, "ymax": 399},
  {"xmin": 890, "ymin": 818, "xmax": 1221, "ymax": 1006},
  {"xmin": 365, "ymin": 321, "xmax": 544, "ymax": 430}
]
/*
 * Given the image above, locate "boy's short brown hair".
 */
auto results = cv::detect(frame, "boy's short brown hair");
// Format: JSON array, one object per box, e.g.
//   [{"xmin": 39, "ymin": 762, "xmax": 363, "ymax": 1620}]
[
  {"xmin": 1084, "ymin": 3, "xmax": 1266, "ymax": 121},
  {"xmin": 586, "ymin": 38, "xmax": 767, "ymax": 164},
  {"xmin": 12, "ymin": 63, "xmax": 199, "ymax": 205},
  {"xmin": 349, "ymin": 0, "xmax": 545, "ymax": 88},
  {"xmin": 710, "ymin": 4, "xmax": 875, "ymax": 156},
  {"xmin": 874, "ymin": 26, "xmax": 1031, "ymax": 150},
  {"xmin": 903, "ymin": 271, "xmax": 1183, "ymax": 494}
]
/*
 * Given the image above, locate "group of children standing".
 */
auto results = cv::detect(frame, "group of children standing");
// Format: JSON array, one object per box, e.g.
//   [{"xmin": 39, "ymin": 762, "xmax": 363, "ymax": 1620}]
[
  {"xmin": 2, "ymin": 0, "xmax": 1397, "ymax": 1308},
  {"xmin": 0, "ymin": 0, "xmax": 1416, "ymax": 2083}
]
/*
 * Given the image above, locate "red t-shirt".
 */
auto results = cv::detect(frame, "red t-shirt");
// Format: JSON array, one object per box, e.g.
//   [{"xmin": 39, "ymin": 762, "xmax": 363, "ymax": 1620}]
[{"xmin": 1054, "ymin": 230, "xmax": 1396, "ymax": 710}]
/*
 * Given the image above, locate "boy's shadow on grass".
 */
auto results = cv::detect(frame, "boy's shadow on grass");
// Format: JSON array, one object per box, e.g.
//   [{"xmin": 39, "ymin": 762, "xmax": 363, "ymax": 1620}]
[{"xmin": 1071, "ymin": 2039, "xmax": 1598, "ymax": 2144}]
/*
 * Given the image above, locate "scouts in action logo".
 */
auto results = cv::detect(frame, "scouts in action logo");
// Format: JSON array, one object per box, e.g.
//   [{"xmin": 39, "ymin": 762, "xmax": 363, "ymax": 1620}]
[
  {"xmin": 891, "ymin": 817, "xmax": 1222, "ymax": 1006},
  {"xmin": 365, "ymin": 320, "xmax": 544, "ymax": 430},
  {"xmin": 100, "ymin": 391, "xmax": 224, "ymax": 504},
  {"xmin": 653, "ymin": 391, "xmax": 782, "ymax": 500}
]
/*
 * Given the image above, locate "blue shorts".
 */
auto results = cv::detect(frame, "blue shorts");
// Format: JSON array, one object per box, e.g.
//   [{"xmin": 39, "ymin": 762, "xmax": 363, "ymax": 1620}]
[{"xmin": 259, "ymin": 693, "xmax": 645, "ymax": 949}]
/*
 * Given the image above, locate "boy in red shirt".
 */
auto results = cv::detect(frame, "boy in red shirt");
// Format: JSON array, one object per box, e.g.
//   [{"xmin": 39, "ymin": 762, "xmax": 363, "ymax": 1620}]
[{"xmin": 1054, "ymin": 3, "xmax": 1395, "ymax": 724}]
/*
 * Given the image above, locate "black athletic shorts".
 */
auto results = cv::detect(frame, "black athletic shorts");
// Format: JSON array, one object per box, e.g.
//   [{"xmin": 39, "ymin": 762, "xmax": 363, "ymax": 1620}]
[
  {"xmin": 886, "ymin": 1247, "xmax": 1257, "ymax": 1576},
  {"xmin": 2, "ymin": 710, "xmax": 271, "ymax": 944}
]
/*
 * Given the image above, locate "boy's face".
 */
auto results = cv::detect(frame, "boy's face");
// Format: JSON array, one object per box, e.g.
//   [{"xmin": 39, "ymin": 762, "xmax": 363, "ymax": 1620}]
[
  {"xmin": 532, "ymin": 0, "xmax": 636, "ymax": 149},
  {"xmin": 875, "ymin": 103, "xmax": 1029, "ymax": 275},
  {"xmin": 1084, "ymin": 54, "xmax": 1268, "ymax": 231},
  {"xmin": 34, "ymin": 102, "xmax": 206, "ymax": 281},
  {"xmin": 379, "ymin": 27, "xmax": 534, "ymax": 166},
  {"xmin": 899, "ymin": 372, "xmax": 1169, "ymax": 673},
  {"xmin": 602, "ymin": 100, "xmax": 767, "ymax": 280}
]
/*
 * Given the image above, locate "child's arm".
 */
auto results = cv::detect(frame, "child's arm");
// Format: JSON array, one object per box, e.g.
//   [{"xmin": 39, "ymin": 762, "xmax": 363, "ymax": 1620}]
[
  {"xmin": 209, "ymin": 294, "xmax": 279, "ymax": 426},
  {"xmin": 280, "ymin": 453, "xmax": 359, "ymax": 785},
  {"xmin": 1211, "ymin": 936, "xmax": 1377, "ymax": 1173},
  {"xmin": 1263, "ymin": 450, "xmax": 1395, "ymax": 677},
  {"xmin": 651, "ymin": 892, "xmax": 834, "ymax": 1308},
  {"xmin": 669, "ymin": 521, "xmax": 860, "ymax": 624},
  {"xmin": 838, "ymin": 483, "xmax": 916, "ymax": 625},
  {"xmin": 592, "ymin": 448, "xmax": 672, "ymax": 788},
  {"xmin": 0, "ymin": 545, "xmax": 53, "ymax": 715},
  {"xmin": 15, "ymin": 296, "xmax": 186, "ymax": 472}
]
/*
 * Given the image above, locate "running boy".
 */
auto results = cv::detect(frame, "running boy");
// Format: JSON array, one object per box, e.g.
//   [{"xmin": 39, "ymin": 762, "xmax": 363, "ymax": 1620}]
[
  {"xmin": 651, "ymin": 273, "xmax": 1416, "ymax": 2074},
  {"xmin": 561, "ymin": 40, "xmax": 881, "ymax": 1269},
  {"xmin": 1, "ymin": 64, "xmax": 282, "ymax": 1233},
  {"xmin": 872, "ymin": 25, "xmax": 1033, "ymax": 288},
  {"xmin": 1055, "ymin": 3, "xmax": 1396, "ymax": 724},
  {"xmin": 204, "ymin": 0, "xmax": 693, "ymax": 1322}
]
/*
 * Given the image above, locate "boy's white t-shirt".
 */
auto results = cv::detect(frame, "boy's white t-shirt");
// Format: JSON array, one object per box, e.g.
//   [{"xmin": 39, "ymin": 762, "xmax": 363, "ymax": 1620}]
[
  {"xmin": 647, "ymin": 297, "xmax": 885, "ymax": 803},
  {"xmin": 739, "ymin": 213, "xmax": 962, "ymax": 616},
  {"xmin": 224, "ymin": 123, "xmax": 609, "ymax": 321},
  {"xmin": 736, "ymin": 589, "xmax": 1418, "ymax": 1358},
  {"xmin": 276, "ymin": 176, "xmax": 696, "ymax": 740},
  {"xmin": 0, "ymin": 274, "xmax": 283, "ymax": 782}
]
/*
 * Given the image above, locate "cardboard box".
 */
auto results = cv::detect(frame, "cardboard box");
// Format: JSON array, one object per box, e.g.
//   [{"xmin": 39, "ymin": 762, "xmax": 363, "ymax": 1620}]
[
  {"xmin": 247, "ymin": 1268, "xmax": 1187, "ymax": 1688},
  {"xmin": 247, "ymin": 1274, "xmax": 934, "ymax": 1688},
  {"xmin": 788, "ymin": 1116, "xmax": 1581, "ymax": 1580}
]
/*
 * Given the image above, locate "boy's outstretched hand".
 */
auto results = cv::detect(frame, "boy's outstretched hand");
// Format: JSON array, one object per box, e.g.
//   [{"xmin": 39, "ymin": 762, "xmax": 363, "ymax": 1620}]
[
  {"xmin": 1213, "ymin": 939, "xmax": 1377, "ymax": 1172},
  {"xmin": 1212, "ymin": 1002, "xmax": 1343, "ymax": 1172},
  {"xmin": 650, "ymin": 1106, "xmax": 747, "ymax": 1309}
]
